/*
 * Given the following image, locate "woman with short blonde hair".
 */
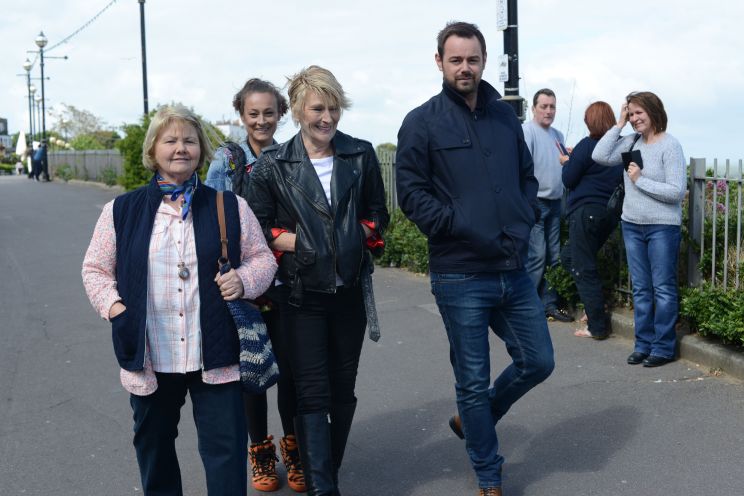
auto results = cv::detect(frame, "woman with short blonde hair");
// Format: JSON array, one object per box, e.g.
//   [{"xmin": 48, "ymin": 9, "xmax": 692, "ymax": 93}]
[{"xmin": 247, "ymin": 66, "xmax": 388, "ymax": 495}]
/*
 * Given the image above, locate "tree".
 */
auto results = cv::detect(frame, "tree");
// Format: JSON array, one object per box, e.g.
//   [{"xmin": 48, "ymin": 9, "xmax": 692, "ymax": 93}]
[
  {"xmin": 376, "ymin": 142, "xmax": 396, "ymax": 155},
  {"xmin": 50, "ymin": 103, "xmax": 106, "ymax": 139},
  {"xmin": 117, "ymin": 112, "xmax": 153, "ymax": 190}
]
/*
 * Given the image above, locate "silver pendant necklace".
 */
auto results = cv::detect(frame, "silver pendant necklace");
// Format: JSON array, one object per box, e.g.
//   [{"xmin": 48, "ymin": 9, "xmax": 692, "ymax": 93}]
[
  {"xmin": 178, "ymin": 262, "xmax": 190, "ymax": 280},
  {"xmin": 169, "ymin": 198, "xmax": 190, "ymax": 281}
]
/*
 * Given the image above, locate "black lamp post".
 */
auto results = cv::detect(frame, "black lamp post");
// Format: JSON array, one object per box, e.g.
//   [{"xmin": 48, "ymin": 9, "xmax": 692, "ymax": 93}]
[
  {"xmin": 22, "ymin": 58, "xmax": 34, "ymax": 144},
  {"xmin": 35, "ymin": 31, "xmax": 48, "ymax": 141},
  {"xmin": 29, "ymin": 84, "xmax": 36, "ymax": 139},
  {"xmin": 34, "ymin": 93, "xmax": 42, "ymax": 137},
  {"xmin": 139, "ymin": 0, "xmax": 149, "ymax": 115},
  {"xmin": 501, "ymin": 0, "xmax": 525, "ymax": 121}
]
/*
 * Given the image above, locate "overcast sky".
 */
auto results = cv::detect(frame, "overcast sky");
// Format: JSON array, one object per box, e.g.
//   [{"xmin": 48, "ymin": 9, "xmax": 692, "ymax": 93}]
[{"xmin": 3, "ymin": 0, "xmax": 743, "ymax": 161}]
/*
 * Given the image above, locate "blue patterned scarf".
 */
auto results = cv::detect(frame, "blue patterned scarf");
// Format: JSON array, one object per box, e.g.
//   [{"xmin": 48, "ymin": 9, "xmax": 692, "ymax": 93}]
[{"xmin": 156, "ymin": 173, "xmax": 197, "ymax": 220}]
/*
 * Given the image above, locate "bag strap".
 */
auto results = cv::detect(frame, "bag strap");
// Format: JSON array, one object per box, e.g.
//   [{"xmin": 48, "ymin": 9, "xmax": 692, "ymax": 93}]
[
  {"xmin": 216, "ymin": 191, "xmax": 228, "ymax": 261},
  {"xmin": 630, "ymin": 133, "xmax": 642, "ymax": 151}
]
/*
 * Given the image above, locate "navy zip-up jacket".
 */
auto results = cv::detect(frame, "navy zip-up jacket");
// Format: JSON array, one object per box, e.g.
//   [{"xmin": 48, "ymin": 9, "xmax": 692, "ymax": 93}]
[{"xmin": 395, "ymin": 80, "xmax": 539, "ymax": 273}]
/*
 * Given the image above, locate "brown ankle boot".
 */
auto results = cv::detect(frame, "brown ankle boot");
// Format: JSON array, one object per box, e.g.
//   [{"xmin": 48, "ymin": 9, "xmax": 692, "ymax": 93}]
[
  {"xmin": 479, "ymin": 488, "xmax": 502, "ymax": 496},
  {"xmin": 449, "ymin": 414, "xmax": 464, "ymax": 439},
  {"xmin": 249, "ymin": 435, "xmax": 279, "ymax": 492},
  {"xmin": 280, "ymin": 434, "xmax": 306, "ymax": 492}
]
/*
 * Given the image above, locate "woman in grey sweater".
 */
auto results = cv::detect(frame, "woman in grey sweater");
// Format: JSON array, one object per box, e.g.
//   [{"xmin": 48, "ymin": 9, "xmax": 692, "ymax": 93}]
[{"xmin": 592, "ymin": 91, "xmax": 686, "ymax": 368}]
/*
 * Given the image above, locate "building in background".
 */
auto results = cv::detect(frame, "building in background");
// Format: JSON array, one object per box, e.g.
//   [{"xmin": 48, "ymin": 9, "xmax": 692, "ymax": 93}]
[
  {"xmin": 0, "ymin": 118, "xmax": 12, "ymax": 157},
  {"xmin": 215, "ymin": 119, "xmax": 245, "ymax": 142}
]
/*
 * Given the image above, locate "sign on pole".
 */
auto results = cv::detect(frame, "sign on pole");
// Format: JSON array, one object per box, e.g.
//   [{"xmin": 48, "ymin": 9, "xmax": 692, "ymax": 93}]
[
  {"xmin": 496, "ymin": 0, "xmax": 508, "ymax": 31},
  {"xmin": 497, "ymin": 54, "xmax": 509, "ymax": 82}
]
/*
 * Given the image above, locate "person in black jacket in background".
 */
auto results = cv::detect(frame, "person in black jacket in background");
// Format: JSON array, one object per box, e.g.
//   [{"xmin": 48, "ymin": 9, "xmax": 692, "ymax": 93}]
[
  {"xmin": 247, "ymin": 65, "xmax": 388, "ymax": 496},
  {"xmin": 559, "ymin": 101, "xmax": 623, "ymax": 339},
  {"xmin": 395, "ymin": 21, "xmax": 554, "ymax": 496}
]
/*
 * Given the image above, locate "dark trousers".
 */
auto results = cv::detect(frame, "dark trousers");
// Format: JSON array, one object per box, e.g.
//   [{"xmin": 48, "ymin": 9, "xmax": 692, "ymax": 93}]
[
  {"xmin": 243, "ymin": 306, "xmax": 297, "ymax": 441},
  {"xmin": 561, "ymin": 203, "xmax": 619, "ymax": 336},
  {"xmin": 129, "ymin": 371, "xmax": 247, "ymax": 496},
  {"xmin": 280, "ymin": 285, "xmax": 366, "ymax": 415}
]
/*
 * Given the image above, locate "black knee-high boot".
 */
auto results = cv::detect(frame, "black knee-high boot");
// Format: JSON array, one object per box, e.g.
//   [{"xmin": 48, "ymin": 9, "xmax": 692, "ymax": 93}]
[
  {"xmin": 330, "ymin": 400, "xmax": 357, "ymax": 488},
  {"xmin": 295, "ymin": 413, "xmax": 337, "ymax": 496}
]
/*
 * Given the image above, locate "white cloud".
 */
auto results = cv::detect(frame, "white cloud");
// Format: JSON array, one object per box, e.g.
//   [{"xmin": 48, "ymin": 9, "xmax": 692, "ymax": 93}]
[{"xmin": 2, "ymin": 0, "xmax": 742, "ymax": 159}]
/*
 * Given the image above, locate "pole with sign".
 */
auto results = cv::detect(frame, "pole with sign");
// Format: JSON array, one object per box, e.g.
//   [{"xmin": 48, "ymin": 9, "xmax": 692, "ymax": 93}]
[{"xmin": 498, "ymin": 0, "xmax": 525, "ymax": 121}]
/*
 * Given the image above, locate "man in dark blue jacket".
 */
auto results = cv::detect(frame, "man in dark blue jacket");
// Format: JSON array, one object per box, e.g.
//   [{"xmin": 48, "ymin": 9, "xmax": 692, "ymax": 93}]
[{"xmin": 395, "ymin": 21, "xmax": 555, "ymax": 496}]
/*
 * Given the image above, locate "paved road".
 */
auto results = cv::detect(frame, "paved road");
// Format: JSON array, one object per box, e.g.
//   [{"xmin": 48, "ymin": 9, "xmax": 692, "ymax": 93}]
[{"xmin": 2, "ymin": 175, "xmax": 743, "ymax": 496}]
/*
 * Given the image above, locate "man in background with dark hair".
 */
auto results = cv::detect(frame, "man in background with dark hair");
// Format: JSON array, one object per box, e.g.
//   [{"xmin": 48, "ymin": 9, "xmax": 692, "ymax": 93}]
[
  {"xmin": 523, "ymin": 89, "xmax": 574, "ymax": 322},
  {"xmin": 396, "ymin": 21, "xmax": 555, "ymax": 496}
]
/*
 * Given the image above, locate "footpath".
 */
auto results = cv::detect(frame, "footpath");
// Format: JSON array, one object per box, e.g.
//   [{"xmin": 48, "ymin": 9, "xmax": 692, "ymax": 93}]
[{"xmin": 2, "ymin": 175, "xmax": 743, "ymax": 496}]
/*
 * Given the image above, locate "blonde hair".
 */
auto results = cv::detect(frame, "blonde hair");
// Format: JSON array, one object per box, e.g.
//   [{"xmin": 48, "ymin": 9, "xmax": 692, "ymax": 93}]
[
  {"xmin": 142, "ymin": 104, "xmax": 214, "ymax": 172},
  {"xmin": 287, "ymin": 65, "xmax": 351, "ymax": 125}
]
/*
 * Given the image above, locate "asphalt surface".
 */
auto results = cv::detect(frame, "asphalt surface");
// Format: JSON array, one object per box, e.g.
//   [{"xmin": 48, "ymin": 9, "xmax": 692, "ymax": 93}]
[{"xmin": 2, "ymin": 175, "xmax": 743, "ymax": 496}]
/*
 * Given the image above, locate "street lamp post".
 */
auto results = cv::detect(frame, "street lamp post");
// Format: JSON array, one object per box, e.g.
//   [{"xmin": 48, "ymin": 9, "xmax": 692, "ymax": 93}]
[
  {"xmin": 138, "ymin": 0, "xmax": 149, "ymax": 115},
  {"xmin": 502, "ymin": 0, "xmax": 525, "ymax": 121},
  {"xmin": 35, "ymin": 32, "xmax": 48, "ymax": 142},
  {"xmin": 34, "ymin": 93, "xmax": 42, "ymax": 137},
  {"xmin": 29, "ymin": 84, "xmax": 36, "ymax": 139},
  {"xmin": 23, "ymin": 59, "xmax": 34, "ymax": 145}
]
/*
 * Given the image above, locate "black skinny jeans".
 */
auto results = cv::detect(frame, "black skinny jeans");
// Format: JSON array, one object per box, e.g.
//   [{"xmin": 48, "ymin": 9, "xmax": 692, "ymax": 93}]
[
  {"xmin": 279, "ymin": 285, "xmax": 367, "ymax": 415},
  {"xmin": 561, "ymin": 203, "xmax": 619, "ymax": 336},
  {"xmin": 243, "ymin": 293, "xmax": 297, "ymax": 442}
]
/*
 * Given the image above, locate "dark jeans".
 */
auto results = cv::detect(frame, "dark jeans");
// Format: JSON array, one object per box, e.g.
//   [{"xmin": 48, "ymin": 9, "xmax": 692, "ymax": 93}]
[
  {"xmin": 622, "ymin": 222, "xmax": 681, "ymax": 359},
  {"xmin": 280, "ymin": 285, "xmax": 366, "ymax": 415},
  {"xmin": 129, "ymin": 372, "xmax": 247, "ymax": 496},
  {"xmin": 243, "ymin": 305, "xmax": 297, "ymax": 441},
  {"xmin": 430, "ymin": 269, "xmax": 555, "ymax": 488},
  {"xmin": 526, "ymin": 198, "xmax": 562, "ymax": 311},
  {"xmin": 561, "ymin": 204, "xmax": 619, "ymax": 336}
]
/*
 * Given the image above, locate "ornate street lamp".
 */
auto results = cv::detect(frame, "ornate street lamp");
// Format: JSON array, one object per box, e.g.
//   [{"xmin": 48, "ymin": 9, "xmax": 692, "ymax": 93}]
[
  {"xmin": 22, "ymin": 58, "xmax": 34, "ymax": 143},
  {"xmin": 35, "ymin": 31, "xmax": 48, "ymax": 142}
]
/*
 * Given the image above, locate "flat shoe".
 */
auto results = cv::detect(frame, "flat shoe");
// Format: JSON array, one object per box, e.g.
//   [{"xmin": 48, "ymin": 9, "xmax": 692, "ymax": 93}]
[
  {"xmin": 627, "ymin": 352, "xmax": 648, "ymax": 365},
  {"xmin": 643, "ymin": 355, "xmax": 674, "ymax": 367}
]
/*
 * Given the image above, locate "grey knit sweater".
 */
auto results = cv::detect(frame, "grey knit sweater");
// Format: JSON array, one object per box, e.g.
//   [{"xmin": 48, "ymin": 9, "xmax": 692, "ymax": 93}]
[{"xmin": 592, "ymin": 126, "xmax": 686, "ymax": 225}]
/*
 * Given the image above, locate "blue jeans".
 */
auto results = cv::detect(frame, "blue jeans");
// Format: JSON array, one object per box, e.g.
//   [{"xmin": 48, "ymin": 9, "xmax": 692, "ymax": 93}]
[
  {"xmin": 526, "ymin": 198, "xmax": 562, "ymax": 311},
  {"xmin": 130, "ymin": 372, "xmax": 247, "ymax": 496},
  {"xmin": 622, "ymin": 222, "xmax": 681, "ymax": 359},
  {"xmin": 430, "ymin": 270, "xmax": 555, "ymax": 488}
]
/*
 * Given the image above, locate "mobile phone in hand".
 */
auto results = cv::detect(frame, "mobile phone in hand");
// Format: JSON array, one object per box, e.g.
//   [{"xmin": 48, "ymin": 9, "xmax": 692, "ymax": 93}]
[
  {"xmin": 621, "ymin": 149, "xmax": 643, "ymax": 170},
  {"xmin": 555, "ymin": 140, "xmax": 569, "ymax": 155}
]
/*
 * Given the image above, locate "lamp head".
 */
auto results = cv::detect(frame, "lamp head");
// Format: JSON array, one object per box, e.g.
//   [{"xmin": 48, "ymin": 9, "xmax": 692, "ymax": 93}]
[{"xmin": 35, "ymin": 31, "xmax": 48, "ymax": 49}]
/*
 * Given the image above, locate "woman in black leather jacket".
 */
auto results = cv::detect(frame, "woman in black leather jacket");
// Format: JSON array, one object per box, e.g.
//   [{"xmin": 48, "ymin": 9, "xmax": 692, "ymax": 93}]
[{"xmin": 247, "ymin": 65, "xmax": 389, "ymax": 495}]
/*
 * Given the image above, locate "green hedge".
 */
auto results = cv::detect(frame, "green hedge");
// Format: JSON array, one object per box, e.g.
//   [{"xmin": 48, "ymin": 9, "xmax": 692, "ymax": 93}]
[
  {"xmin": 681, "ymin": 284, "xmax": 744, "ymax": 347},
  {"xmin": 378, "ymin": 209, "xmax": 429, "ymax": 273}
]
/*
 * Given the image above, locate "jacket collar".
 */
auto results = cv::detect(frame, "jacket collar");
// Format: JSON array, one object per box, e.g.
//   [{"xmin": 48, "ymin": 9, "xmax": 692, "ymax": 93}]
[
  {"xmin": 274, "ymin": 130, "xmax": 363, "ymax": 163},
  {"xmin": 274, "ymin": 131, "xmax": 363, "ymax": 218},
  {"xmin": 441, "ymin": 79, "xmax": 502, "ymax": 112}
]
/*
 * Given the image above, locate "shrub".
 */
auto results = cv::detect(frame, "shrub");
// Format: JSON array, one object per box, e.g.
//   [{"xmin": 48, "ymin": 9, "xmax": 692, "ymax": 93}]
[
  {"xmin": 681, "ymin": 284, "xmax": 744, "ymax": 347},
  {"xmin": 378, "ymin": 209, "xmax": 429, "ymax": 273},
  {"xmin": 55, "ymin": 163, "xmax": 74, "ymax": 182},
  {"xmin": 100, "ymin": 166, "xmax": 119, "ymax": 187}
]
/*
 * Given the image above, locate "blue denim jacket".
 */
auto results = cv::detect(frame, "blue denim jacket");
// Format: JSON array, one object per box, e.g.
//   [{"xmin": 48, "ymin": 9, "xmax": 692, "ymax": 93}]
[{"xmin": 205, "ymin": 140, "xmax": 256, "ymax": 192}]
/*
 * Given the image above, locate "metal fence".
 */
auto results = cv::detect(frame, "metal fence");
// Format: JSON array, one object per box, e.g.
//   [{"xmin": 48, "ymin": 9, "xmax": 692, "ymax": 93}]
[
  {"xmin": 378, "ymin": 149, "xmax": 398, "ymax": 213},
  {"xmin": 688, "ymin": 157, "xmax": 744, "ymax": 290},
  {"xmin": 48, "ymin": 149, "xmax": 123, "ymax": 182},
  {"xmin": 377, "ymin": 152, "xmax": 744, "ymax": 292}
]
